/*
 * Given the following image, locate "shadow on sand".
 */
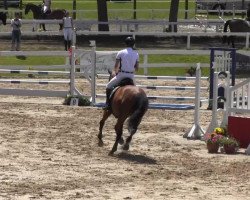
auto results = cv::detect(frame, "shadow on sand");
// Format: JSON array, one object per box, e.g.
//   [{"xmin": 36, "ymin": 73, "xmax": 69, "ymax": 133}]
[{"xmin": 115, "ymin": 152, "xmax": 157, "ymax": 165}]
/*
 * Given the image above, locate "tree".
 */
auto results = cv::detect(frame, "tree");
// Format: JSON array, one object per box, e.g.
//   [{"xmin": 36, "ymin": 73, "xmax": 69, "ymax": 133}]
[
  {"xmin": 168, "ymin": 0, "xmax": 179, "ymax": 32},
  {"xmin": 97, "ymin": 0, "xmax": 109, "ymax": 31}
]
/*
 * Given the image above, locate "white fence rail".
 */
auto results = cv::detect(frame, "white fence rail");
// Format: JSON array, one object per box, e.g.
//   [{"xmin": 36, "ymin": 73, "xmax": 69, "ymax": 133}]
[
  {"xmin": 229, "ymin": 78, "xmax": 250, "ymax": 114},
  {"xmin": 0, "ymin": 8, "xmax": 247, "ymax": 20}
]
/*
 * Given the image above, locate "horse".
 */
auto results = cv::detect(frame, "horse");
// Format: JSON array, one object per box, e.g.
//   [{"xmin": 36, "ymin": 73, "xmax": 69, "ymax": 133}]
[
  {"xmin": 24, "ymin": 3, "xmax": 66, "ymax": 31},
  {"xmin": 0, "ymin": 12, "xmax": 7, "ymax": 25},
  {"xmin": 223, "ymin": 19, "xmax": 250, "ymax": 48},
  {"xmin": 98, "ymin": 70, "xmax": 149, "ymax": 155}
]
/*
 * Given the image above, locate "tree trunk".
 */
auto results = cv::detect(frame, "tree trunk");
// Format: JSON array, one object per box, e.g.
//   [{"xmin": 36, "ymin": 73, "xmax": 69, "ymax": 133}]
[
  {"xmin": 97, "ymin": 0, "xmax": 109, "ymax": 31},
  {"xmin": 168, "ymin": 0, "xmax": 179, "ymax": 32}
]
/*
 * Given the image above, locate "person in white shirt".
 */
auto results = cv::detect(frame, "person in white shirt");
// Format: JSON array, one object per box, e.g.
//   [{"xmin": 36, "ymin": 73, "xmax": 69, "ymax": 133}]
[
  {"xmin": 11, "ymin": 12, "xmax": 22, "ymax": 51},
  {"xmin": 42, "ymin": 0, "xmax": 51, "ymax": 14},
  {"xmin": 104, "ymin": 36, "xmax": 139, "ymax": 110},
  {"xmin": 63, "ymin": 11, "xmax": 74, "ymax": 51}
]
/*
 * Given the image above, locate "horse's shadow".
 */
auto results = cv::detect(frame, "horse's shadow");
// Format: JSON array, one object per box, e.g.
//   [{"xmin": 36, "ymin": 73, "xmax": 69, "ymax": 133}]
[{"xmin": 115, "ymin": 152, "xmax": 157, "ymax": 165}]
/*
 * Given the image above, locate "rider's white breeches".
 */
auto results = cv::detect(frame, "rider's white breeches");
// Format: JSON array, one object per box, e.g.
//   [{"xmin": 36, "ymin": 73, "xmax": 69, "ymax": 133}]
[{"xmin": 106, "ymin": 72, "xmax": 134, "ymax": 89}]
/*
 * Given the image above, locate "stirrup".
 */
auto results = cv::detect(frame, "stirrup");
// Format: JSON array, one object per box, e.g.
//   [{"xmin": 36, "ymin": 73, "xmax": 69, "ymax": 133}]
[{"xmin": 103, "ymin": 104, "xmax": 110, "ymax": 111}]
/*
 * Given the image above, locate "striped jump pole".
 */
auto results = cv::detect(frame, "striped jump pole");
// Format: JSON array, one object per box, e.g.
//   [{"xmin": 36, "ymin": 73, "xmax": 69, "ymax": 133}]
[
  {"xmin": 206, "ymin": 71, "xmax": 230, "ymax": 134},
  {"xmin": 94, "ymin": 68, "xmax": 208, "ymax": 109}
]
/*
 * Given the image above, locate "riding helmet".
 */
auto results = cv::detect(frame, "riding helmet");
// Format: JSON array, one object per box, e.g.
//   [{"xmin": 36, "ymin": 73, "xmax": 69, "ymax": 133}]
[{"xmin": 125, "ymin": 36, "xmax": 135, "ymax": 47}]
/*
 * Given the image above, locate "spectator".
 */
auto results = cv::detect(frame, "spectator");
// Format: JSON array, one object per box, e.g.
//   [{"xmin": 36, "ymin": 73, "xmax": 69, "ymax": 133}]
[
  {"xmin": 11, "ymin": 12, "xmax": 22, "ymax": 51},
  {"xmin": 63, "ymin": 11, "xmax": 74, "ymax": 51},
  {"xmin": 246, "ymin": 3, "xmax": 250, "ymax": 21}
]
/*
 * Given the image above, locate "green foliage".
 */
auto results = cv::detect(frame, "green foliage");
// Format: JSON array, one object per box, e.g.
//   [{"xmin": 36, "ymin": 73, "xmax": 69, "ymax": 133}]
[
  {"xmin": 63, "ymin": 95, "xmax": 91, "ymax": 106},
  {"xmin": 220, "ymin": 137, "xmax": 239, "ymax": 147}
]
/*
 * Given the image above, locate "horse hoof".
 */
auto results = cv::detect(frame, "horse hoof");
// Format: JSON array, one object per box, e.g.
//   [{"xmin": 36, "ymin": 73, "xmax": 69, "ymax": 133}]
[
  {"xmin": 123, "ymin": 144, "xmax": 129, "ymax": 151},
  {"xmin": 98, "ymin": 140, "xmax": 104, "ymax": 147},
  {"xmin": 108, "ymin": 151, "xmax": 114, "ymax": 156},
  {"xmin": 118, "ymin": 137, "xmax": 124, "ymax": 145}
]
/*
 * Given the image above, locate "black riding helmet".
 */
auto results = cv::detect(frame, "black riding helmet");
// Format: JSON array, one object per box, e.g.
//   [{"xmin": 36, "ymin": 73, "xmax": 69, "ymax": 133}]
[{"xmin": 125, "ymin": 36, "xmax": 135, "ymax": 47}]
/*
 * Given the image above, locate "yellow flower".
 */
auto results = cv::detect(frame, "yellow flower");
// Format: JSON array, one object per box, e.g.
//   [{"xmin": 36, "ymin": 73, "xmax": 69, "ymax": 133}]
[{"xmin": 214, "ymin": 127, "xmax": 225, "ymax": 135}]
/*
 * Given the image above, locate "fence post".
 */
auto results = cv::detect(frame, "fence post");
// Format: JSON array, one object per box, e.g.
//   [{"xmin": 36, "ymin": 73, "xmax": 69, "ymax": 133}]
[
  {"xmin": 246, "ymin": 33, "xmax": 250, "ymax": 49},
  {"xmin": 187, "ymin": 33, "xmax": 191, "ymax": 50},
  {"xmin": 73, "ymin": 0, "xmax": 76, "ymax": 20},
  {"xmin": 143, "ymin": 54, "xmax": 148, "ymax": 75}
]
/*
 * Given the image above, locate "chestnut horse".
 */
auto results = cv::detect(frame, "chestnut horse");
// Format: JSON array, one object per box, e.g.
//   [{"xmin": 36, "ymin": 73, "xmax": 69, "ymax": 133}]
[
  {"xmin": 0, "ymin": 12, "xmax": 7, "ymax": 25},
  {"xmin": 98, "ymin": 71, "xmax": 149, "ymax": 155},
  {"xmin": 24, "ymin": 3, "xmax": 66, "ymax": 31},
  {"xmin": 223, "ymin": 19, "xmax": 250, "ymax": 48}
]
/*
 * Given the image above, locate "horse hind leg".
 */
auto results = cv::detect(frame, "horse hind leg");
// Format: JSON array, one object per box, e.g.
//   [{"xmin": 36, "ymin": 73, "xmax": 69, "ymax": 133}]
[
  {"xmin": 123, "ymin": 127, "xmax": 137, "ymax": 151},
  {"xmin": 98, "ymin": 110, "xmax": 111, "ymax": 147},
  {"xmin": 109, "ymin": 118, "xmax": 125, "ymax": 155}
]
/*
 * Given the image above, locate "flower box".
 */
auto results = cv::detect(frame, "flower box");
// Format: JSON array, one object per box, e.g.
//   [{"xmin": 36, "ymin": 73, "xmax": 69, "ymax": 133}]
[{"xmin": 228, "ymin": 116, "xmax": 250, "ymax": 148}]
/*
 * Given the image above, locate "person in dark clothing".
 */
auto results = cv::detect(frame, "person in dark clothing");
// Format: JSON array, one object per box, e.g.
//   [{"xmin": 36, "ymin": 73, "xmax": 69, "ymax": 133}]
[{"xmin": 247, "ymin": 3, "xmax": 250, "ymax": 21}]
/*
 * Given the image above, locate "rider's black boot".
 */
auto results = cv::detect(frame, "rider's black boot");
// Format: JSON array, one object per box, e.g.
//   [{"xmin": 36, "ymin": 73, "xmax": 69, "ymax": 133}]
[{"xmin": 103, "ymin": 88, "xmax": 112, "ymax": 110}]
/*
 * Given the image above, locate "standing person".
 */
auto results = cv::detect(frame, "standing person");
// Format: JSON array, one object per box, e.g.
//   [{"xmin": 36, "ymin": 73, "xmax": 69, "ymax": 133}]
[
  {"xmin": 246, "ymin": 3, "xmax": 250, "ymax": 21},
  {"xmin": 63, "ymin": 11, "xmax": 74, "ymax": 51},
  {"xmin": 104, "ymin": 36, "xmax": 139, "ymax": 110},
  {"xmin": 11, "ymin": 12, "xmax": 22, "ymax": 51},
  {"xmin": 42, "ymin": 0, "xmax": 51, "ymax": 14}
]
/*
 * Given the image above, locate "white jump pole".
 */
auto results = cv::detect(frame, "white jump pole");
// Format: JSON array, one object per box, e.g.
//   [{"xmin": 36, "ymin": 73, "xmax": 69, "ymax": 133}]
[
  {"xmin": 183, "ymin": 63, "xmax": 205, "ymax": 139},
  {"xmin": 90, "ymin": 41, "xmax": 96, "ymax": 104},
  {"xmin": 220, "ymin": 71, "xmax": 230, "ymax": 127},
  {"xmin": 70, "ymin": 46, "xmax": 76, "ymax": 96},
  {"xmin": 206, "ymin": 71, "xmax": 230, "ymax": 134},
  {"xmin": 69, "ymin": 45, "xmax": 82, "ymax": 96}
]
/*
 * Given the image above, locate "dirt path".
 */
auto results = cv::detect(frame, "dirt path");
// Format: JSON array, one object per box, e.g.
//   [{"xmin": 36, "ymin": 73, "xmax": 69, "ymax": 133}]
[
  {"xmin": 0, "ymin": 36, "xmax": 249, "ymax": 200},
  {"xmin": 0, "ymin": 96, "xmax": 249, "ymax": 200}
]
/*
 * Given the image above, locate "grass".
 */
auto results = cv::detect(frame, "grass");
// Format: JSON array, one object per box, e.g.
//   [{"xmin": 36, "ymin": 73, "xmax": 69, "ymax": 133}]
[
  {"xmin": 21, "ymin": 0, "xmax": 197, "ymax": 20},
  {"xmin": 0, "ymin": 56, "xmax": 65, "ymax": 66},
  {"xmin": 1, "ymin": 53, "xmax": 210, "ymax": 76}
]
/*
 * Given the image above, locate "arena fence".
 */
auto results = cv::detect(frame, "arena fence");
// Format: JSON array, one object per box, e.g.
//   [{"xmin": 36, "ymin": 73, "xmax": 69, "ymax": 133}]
[
  {"xmin": 0, "ymin": 48, "xmax": 209, "ymax": 110},
  {"xmin": 0, "ymin": 47, "xmax": 84, "ymax": 97},
  {"xmin": 206, "ymin": 71, "xmax": 250, "ymax": 134}
]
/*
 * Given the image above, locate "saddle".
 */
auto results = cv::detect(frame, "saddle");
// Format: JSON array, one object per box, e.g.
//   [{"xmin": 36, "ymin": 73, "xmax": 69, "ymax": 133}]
[{"xmin": 110, "ymin": 78, "xmax": 134, "ymax": 99}]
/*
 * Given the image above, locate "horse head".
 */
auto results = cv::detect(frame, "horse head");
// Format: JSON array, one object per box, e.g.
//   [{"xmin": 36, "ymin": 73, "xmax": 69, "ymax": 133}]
[
  {"xmin": 24, "ymin": 3, "xmax": 31, "ymax": 14},
  {"xmin": 25, "ymin": 3, "xmax": 43, "ymax": 19}
]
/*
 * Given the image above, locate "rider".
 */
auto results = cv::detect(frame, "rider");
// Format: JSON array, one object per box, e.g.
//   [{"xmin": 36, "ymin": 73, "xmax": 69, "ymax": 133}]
[
  {"xmin": 104, "ymin": 36, "xmax": 139, "ymax": 110},
  {"xmin": 42, "ymin": 0, "xmax": 51, "ymax": 14}
]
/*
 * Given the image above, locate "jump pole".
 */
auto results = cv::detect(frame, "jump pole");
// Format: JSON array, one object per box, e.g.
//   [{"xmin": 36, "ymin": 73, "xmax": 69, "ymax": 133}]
[
  {"xmin": 183, "ymin": 63, "xmax": 204, "ymax": 139},
  {"xmin": 90, "ymin": 41, "xmax": 97, "ymax": 105},
  {"xmin": 206, "ymin": 71, "xmax": 230, "ymax": 134}
]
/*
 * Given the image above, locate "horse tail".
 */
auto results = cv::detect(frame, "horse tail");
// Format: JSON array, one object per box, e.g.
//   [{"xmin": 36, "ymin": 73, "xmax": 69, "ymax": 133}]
[
  {"xmin": 127, "ymin": 94, "xmax": 148, "ymax": 134},
  {"xmin": 223, "ymin": 20, "xmax": 230, "ymax": 44}
]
